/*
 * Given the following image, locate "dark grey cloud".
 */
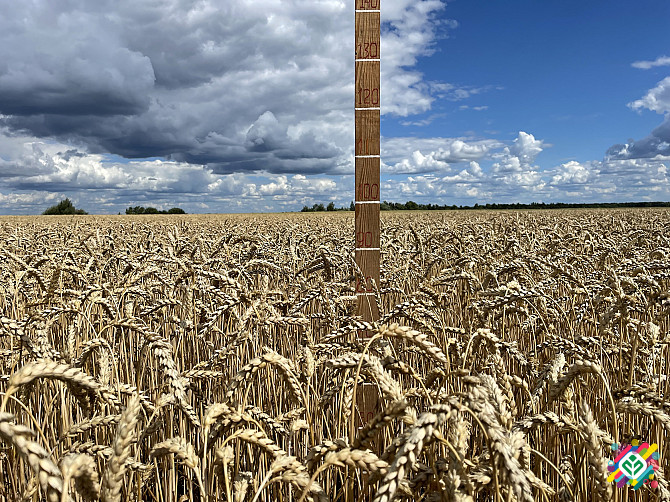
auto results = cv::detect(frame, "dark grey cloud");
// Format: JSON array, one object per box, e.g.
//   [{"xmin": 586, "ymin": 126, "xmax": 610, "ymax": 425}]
[
  {"xmin": 606, "ymin": 76, "xmax": 670, "ymax": 160},
  {"xmin": 0, "ymin": 0, "xmax": 450, "ymax": 176},
  {"xmin": 606, "ymin": 118, "xmax": 670, "ymax": 160},
  {"xmin": 0, "ymin": 4, "xmax": 154, "ymax": 117}
]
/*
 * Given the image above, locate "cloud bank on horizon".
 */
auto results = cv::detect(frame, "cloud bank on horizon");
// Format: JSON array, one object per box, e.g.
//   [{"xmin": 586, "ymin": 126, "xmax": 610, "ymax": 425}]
[{"xmin": 0, "ymin": 0, "xmax": 668, "ymax": 214}]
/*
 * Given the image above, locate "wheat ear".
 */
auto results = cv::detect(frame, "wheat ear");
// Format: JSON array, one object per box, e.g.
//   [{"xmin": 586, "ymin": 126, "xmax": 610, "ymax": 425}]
[
  {"xmin": 372, "ymin": 405, "xmax": 452, "ymax": 502},
  {"xmin": 61, "ymin": 454, "xmax": 100, "ymax": 501},
  {"xmin": 3, "ymin": 360, "xmax": 121, "ymax": 411},
  {"xmin": 616, "ymin": 399, "xmax": 670, "ymax": 431},
  {"xmin": 379, "ymin": 323, "xmax": 448, "ymax": 364},
  {"xmin": 576, "ymin": 402, "xmax": 612, "ymax": 501},
  {"xmin": 0, "ymin": 413, "xmax": 64, "ymax": 502},
  {"xmin": 101, "ymin": 395, "xmax": 141, "ymax": 502},
  {"xmin": 150, "ymin": 437, "xmax": 205, "ymax": 495}
]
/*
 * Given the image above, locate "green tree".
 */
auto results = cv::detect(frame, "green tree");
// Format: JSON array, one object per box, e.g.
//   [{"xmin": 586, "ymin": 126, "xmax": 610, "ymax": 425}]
[
  {"xmin": 42, "ymin": 198, "xmax": 88, "ymax": 215},
  {"xmin": 326, "ymin": 202, "xmax": 336, "ymax": 211},
  {"xmin": 126, "ymin": 206, "xmax": 186, "ymax": 214}
]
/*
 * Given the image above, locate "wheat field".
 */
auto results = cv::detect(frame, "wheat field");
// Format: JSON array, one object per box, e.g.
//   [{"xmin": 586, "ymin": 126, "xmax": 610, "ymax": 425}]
[{"xmin": 0, "ymin": 209, "xmax": 668, "ymax": 502}]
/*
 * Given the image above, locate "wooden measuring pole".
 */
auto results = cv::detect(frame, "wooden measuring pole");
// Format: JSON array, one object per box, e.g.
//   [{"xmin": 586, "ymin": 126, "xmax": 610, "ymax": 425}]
[
  {"xmin": 354, "ymin": 0, "xmax": 382, "ymax": 430},
  {"xmin": 355, "ymin": 0, "xmax": 381, "ymax": 328}
]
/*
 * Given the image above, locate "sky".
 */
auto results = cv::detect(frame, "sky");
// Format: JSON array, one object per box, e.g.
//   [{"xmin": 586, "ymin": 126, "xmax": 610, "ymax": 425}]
[{"xmin": 0, "ymin": 0, "xmax": 669, "ymax": 214}]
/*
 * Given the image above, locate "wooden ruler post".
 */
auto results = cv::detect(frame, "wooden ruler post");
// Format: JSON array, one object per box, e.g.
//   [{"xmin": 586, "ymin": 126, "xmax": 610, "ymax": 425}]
[
  {"xmin": 355, "ymin": 0, "xmax": 381, "ymax": 328},
  {"xmin": 354, "ymin": 0, "xmax": 381, "ymax": 428}
]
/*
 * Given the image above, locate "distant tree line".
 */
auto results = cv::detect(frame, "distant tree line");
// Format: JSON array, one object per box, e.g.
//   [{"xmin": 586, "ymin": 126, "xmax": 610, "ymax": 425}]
[
  {"xmin": 301, "ymin": 202, "xmax": 354, "ymax": 212},
  {"xmin": 302, "ymin": 200, "xmax": 670, "ymax": 212},
  {"xmin": 42, "ymin": 198, "xmax": 87, "ymax": 215},
  {"xmin": 126, "ymin": 206, "xmax": 186, "ymax": 214},
  {"xmin": 379, "ymin": 201, "xmax": 670, "ymax": 210}
]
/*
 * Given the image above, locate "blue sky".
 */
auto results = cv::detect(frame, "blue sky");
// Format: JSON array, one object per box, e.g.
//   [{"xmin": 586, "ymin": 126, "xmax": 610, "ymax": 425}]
[
  {"xmin": 0, "ymin": 0, "xmax": 668, "ymax": 213},
  {"xmin": 387, "ymin": 0, "xmax": 670, "ymax": 166}
]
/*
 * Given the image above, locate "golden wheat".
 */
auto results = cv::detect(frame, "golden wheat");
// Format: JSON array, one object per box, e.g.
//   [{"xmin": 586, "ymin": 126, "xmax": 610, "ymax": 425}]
[{"xmin": 0, "ymin": 209, "xmax": 669, "ymax": 501}]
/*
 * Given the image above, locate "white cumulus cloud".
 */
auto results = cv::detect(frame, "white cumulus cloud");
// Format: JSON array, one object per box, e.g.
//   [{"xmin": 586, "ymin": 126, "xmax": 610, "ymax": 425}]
[
  {"xmin": 628, "ymin": 77, "xmax": 670, "ymax": 114},
  {"xmin": 632, "ymin": 56, "xmax": 670, "ymax": 70}
]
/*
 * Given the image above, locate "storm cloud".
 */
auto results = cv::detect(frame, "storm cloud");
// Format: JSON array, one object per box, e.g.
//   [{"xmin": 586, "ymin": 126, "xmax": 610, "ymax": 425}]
[
  {"xmin": 0, "ymin": 0, "xmax": 449, "ymax": 175},
  {"xmin": 606, "ymin": 76, "xmax": 670, "ymax": 160}
]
